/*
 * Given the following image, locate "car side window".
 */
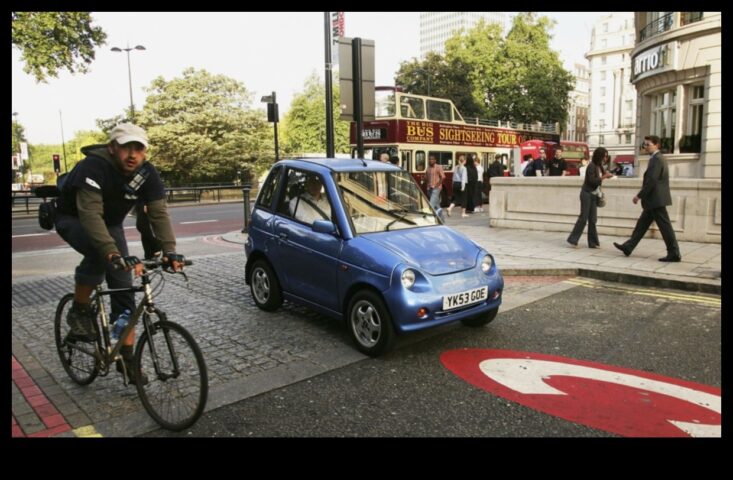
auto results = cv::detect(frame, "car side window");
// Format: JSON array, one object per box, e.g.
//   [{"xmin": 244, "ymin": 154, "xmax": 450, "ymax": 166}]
[
  {"xmin": 256, "ymin": 166, "xmax": 282, "ymax": 210},
  {"xmin": 277, "ymin": 169, "xmax": 333, "ymax": 225}
]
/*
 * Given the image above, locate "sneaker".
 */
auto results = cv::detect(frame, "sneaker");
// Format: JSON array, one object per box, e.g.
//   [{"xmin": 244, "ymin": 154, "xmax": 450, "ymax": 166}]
[
  {"xmin": 446, "ymin": 204, "xmax": 453, "ymax": 217},
  {"xmin": 65, "ymin": 305, "xmax": 97, "ymax": 342},
  {"xmin": 117, "ymin": 357, "xmax": 149, "ymax": 386}
]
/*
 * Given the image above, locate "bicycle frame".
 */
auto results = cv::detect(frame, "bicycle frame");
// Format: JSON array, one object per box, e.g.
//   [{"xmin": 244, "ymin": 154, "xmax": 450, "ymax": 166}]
[{"xmin": 89, "ymin": 267, "xmax": 164, "ymax": 377}]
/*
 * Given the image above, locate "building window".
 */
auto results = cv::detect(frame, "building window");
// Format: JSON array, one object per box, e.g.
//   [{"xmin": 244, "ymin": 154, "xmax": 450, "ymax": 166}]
[
  {"xmin": 599, "ymin": 119, "xmax": 606, "ymax": 129},
  {"xmin": 651, "ymin": 89, "xmax": 677, "ymax": 153},
  {"xmin": 603, "ymin": 23, "xmax": 608, "ymax": 33},
  {"xmin": 681, "ymin": 84, "xmax": 705, "ymax": 153},
  {"xmin": 600, "ymin": 103, "xmax": 606, "ymax": 113},
  {"xmin": 599, "ymin": 135, "xmax": 605, "ymax": 145},
  {"xmin": 600, "ymin": 71, "xmax": 606, "ymax": 81},
  {"xmin": 600, "ymin": 86, "xmax": 606, "ymax": 97},
  {"xmin": 680, "ymin": 12, "xmax": 703, "ymax": 26},
  {"xmin": 601, "ymin": 38, "xmax": 607, "ymax": 49},
  {"xmin": 601, "ymin": 56, "xmax": 607, "ymax": 65},
  {"xmin": 625, "ymin": 133, "xmax": 633, "ymax": 144}
]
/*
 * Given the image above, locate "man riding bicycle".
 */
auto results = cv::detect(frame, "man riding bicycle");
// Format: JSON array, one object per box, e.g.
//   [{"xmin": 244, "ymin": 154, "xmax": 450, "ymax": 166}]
[{"xmin": 54, "ymin": 123, "xmax": 185, "ymax": 385}]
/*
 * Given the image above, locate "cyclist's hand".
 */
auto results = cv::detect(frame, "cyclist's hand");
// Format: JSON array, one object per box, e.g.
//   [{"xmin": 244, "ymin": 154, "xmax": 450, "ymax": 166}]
[
  {"xmin": 108, "ymin": 253, "xmax": 144, "ymax": 277},
  {"xmin": 162, "ymin": 252, "xmax": 185, "ymax": 272}
]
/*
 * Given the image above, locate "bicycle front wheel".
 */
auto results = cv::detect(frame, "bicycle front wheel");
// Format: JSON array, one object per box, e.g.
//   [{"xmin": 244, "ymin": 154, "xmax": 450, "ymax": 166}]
[
  {"xmin": 134, "ymin": 319, "xmax": 208, "ymax": 431},
  {"xmin": 54, "ymin": 293, "xmax": 100, "ymax": 385}
]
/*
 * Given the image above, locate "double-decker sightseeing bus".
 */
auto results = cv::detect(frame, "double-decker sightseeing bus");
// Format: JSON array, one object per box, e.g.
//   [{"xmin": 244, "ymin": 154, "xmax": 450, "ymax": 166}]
[
  {"xmin": 520, "ymin": 140, "xmax": 590, "ymax": 176},
  {"xmin": 349, "ymin": 87, "xmax": 560, "ymax": 206}
]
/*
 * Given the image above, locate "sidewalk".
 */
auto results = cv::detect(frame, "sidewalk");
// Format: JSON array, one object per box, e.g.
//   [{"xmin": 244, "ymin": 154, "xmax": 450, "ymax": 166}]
[
  {"xmin": 11, "ymin": 212, "xmax": 720, "ymax": 437},
  {"xmin": 222, "ymin": 210, "xmax": 721, "ymax": 293}
]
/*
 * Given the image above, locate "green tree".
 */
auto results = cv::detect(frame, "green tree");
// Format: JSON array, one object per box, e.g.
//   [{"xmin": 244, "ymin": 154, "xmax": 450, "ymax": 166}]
[
  {"xmin": 136, "ymin": 67, "xmax": 271, "ymax": 185},
  {"xmin": 395, "ymin": 52, "xmax": 484, "ymax": 119},
  {"xmin": 394, "ymin": 15, "xmax": 573, "ymax": 127},
  {"xmin": 488, "ymin": 13, "xmax": 574, "ymax": 125},
  {"xmin": 11, "ymin": 121, "xmax": 25, "ymax": 157},
  {"xmin": 280, "ymin": 73, "xmax": 351, "ymax": 157},
  {"xmin": 11, "ymin": 12, "xmax": 107, "ymax": 82}
]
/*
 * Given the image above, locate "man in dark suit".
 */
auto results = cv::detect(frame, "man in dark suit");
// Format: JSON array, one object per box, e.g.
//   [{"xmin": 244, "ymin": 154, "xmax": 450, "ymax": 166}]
[{"xmin": 613, "ymin": 135, "xmax": 681, "ymax": 262}]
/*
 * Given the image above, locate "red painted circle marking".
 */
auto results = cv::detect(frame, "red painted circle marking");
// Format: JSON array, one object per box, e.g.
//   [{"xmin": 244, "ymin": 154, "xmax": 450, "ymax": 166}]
[{"xmin": 440, "ymin": 349, "xmax": 720, "ymax": 437}]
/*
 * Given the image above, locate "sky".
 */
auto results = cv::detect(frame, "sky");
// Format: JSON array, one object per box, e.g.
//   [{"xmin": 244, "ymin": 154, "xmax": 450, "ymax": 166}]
[{"xmin": 12, "ymin": 11, "xmax": 611, "ymax": 145}]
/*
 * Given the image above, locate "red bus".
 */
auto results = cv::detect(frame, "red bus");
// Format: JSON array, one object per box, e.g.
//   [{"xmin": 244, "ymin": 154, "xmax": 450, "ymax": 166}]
[
  {"xmin": 520, "ymin": 140, "xmax": 590, "ymax": 176},
  {"xmin": 350, "ymin": 87, "xmax": 560, "ymax": 205}
]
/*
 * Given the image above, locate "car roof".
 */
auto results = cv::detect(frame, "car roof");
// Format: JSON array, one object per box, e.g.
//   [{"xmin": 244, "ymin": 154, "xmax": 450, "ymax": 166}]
[{"xmin": 275, "ymin": 158, "xmax": 402, "ymax": 173}]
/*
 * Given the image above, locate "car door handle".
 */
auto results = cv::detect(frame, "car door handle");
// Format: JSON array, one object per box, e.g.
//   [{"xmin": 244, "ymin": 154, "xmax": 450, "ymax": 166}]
[{"xmin": 278, "ymin": 232, "xmax": 288, "ymax": 241}]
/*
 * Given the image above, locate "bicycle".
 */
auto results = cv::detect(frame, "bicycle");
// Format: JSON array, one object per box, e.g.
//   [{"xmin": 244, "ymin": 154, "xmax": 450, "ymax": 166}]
[{"xmin": 53, "ymin": 258, "xmax": 208, "ymax": 431}]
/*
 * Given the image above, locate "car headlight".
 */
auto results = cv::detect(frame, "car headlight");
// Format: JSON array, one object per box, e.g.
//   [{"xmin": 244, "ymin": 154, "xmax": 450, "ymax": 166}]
[
  {"xmin": 481, "ymin": 255, "xmax": 493, "ymax": 273},
  {"xmin": 401, "ymin": 269, "xmax": 416, "ymax": 289}
]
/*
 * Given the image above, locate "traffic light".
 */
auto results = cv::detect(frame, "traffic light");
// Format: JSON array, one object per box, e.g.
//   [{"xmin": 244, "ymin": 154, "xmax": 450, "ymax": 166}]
[{"xmin": 52, "ymin": 154, "xmax": 60, "ymax": 173}]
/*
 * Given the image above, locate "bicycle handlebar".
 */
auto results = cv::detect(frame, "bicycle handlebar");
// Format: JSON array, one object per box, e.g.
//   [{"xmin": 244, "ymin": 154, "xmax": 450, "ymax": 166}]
[{"xmin": 142, "ymin": 258, "xmax": 193, "ymax": 270}]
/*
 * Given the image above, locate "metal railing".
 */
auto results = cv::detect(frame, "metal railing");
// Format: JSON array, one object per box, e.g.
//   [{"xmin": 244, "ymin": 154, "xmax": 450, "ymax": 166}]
[
  {"xmin": 640, "ymin": 13, "xmax": 674, "ymax": 41},
  {"xmin": 462, "ymin": 117, "xmax": 560, "ymax": 134},
  {"xmin": 12, "ymin": 184, "xmax": 256, "ymax": 215}
]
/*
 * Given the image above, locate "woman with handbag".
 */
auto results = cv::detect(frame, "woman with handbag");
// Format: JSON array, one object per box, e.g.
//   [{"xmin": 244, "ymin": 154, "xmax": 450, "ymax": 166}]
[{"xmin": 567, "ymin": 147, "xmax": 614, "ymax": 248}]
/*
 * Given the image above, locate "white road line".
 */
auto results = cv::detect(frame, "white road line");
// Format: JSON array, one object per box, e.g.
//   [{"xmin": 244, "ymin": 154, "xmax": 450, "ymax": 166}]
[
  {"xmin": 180, "ymin": 220, "xmax": 218, "ymax": 225},
  {"xmin": 12, "ymin": 233, "xmax": 52, "ymax": 238}
]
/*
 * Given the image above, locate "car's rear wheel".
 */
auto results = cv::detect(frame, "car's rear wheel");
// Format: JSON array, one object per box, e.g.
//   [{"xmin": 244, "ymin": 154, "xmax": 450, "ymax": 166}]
[
  {"xmin": 461, "ymin": 306, "xmax": 498, "ymax": 327},
  {"xmin": 250, "ymin": 259, "xmax": 283, "ymax": 311},
  {"xmin": 347, "ymin": 290, "xmax": 395, "ymax": 357}
]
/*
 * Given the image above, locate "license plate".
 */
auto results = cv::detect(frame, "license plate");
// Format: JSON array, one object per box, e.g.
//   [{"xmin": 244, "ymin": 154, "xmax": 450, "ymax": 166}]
[{"xmin": 443, "ymin": 286, "xmax": 488, "ymax": 311}]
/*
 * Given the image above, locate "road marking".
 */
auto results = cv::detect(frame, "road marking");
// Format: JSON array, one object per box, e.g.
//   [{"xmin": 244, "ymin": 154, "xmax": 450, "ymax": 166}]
[
  {"xmin": 12, "ymin": 233, "xmax": 52, "ymax": 238},
  {"xmin": 73, "ymin": 425, "xmax": 103, "ymax": 437},
  {"xmin": 564, "ymin": 278, "xmax": 720, "ymax": 307},
  {"xmin": 442, "ymin": 349, "xmax": 721, "ymax": 437},
  {"xmin": 180, "ymin": 220, "xmax": 219, "ymax": 225}
]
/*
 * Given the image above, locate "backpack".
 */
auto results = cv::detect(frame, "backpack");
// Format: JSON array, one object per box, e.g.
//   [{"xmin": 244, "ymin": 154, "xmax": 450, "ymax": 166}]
[
  {"xmin": 36, "ymin": 173, "xmax": 67, "ymax": 230},
  {"xmin": 522, "ymin": 162, "xmax": 533, "ymax": 177}
]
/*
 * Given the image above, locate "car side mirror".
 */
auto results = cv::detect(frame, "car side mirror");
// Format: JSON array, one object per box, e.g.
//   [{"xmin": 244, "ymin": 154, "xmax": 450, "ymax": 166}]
[{"xmin": 312, "ymin": 219, "xmax": 337, "ymax": 235}]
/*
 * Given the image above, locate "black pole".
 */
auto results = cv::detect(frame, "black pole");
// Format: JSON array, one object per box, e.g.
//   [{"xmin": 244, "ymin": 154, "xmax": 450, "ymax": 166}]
[
  {"xmin": 352, "ymin": 37, "xmax": 364, "ymax": 158},
  {"xmin": 272, "ymin": 91, "xmax": 279, "ymax": 162},
  {"xmin": 241, "ymin": 183, "xmax": 251, "ymax": 233},
  {"xmin": 324, "ymin": 12, "xmax": 335, "ymax": 158}
]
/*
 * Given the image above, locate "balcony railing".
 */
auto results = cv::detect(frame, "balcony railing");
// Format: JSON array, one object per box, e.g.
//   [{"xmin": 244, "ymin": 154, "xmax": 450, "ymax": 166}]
[
  {"xmin": 680, "ymin": 12, "xmax": 703, "ymax": 26},
  {"xmin": 640, "ymin": 13, "xmax": 674, "ymax": 41}
]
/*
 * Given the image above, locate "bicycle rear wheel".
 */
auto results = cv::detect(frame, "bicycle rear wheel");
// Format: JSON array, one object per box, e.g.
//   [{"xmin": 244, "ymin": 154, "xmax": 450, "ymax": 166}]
[
  {"xmin": 134, "ymin": 318, "xmax": 208, "ymax": 431},
  {"xmin": 54, "ymin": 293, "xmax": 100, "ymax": 385}
]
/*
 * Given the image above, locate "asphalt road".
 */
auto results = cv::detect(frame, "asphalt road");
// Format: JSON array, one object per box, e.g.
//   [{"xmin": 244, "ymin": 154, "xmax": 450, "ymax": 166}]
[{"xmin": 142, "ymin": 277, "xmax": 720, "ymax": 438}]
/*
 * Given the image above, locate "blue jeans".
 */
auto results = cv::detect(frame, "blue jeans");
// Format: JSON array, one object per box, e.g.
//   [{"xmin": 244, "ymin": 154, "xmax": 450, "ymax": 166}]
[
  {"xmin": 428, "ymin": 187, "xmax": 443, "ymax": 219},
  {"xmin": 55, "ymin": 213, "xmax": 135, "ymax": 318}
]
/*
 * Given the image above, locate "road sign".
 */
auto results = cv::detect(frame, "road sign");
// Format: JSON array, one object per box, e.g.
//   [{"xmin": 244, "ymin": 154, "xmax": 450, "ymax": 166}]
[{"xmin": 441, "ymin": 349, "xmax": 720, "ymax": 437}]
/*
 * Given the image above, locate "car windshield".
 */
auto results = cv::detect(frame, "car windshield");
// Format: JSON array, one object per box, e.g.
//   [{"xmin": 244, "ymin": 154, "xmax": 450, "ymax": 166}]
[{"xmin": 336, "ymin": 170, "xmax": 439, "ymax": 234}]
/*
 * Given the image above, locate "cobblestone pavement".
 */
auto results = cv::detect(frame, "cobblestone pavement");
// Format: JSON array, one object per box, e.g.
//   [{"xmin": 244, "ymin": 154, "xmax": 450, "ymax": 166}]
[{"xmin": 11, "ymin": 249, "xmax": 572, "ymax": 437}]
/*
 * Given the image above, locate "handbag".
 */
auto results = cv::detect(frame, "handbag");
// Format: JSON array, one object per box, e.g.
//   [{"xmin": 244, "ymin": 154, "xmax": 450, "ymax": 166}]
[{"xmin": 593, "ymin": 187, "xmax": 606, "ymax": 208}]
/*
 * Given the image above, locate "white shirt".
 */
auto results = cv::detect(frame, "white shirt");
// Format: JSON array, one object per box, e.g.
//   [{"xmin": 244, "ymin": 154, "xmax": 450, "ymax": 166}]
[{"xmin": 289, "ymin": 192, "xmax": 332, "ymax": 224}]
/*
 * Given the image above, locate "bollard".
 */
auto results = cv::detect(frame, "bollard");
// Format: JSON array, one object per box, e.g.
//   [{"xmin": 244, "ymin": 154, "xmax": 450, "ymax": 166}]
[{"xmin": 241, "ymin": 183, "xmax": 251, "ymax": 233}]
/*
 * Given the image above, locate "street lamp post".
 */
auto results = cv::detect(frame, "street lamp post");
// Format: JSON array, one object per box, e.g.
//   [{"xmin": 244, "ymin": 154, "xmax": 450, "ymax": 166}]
[
  {"xmin": 414, "ymin": 68, "xmax": 431, "ymax": 97},
  {"xmin": 111, "ymin": 44, "xmax": 146, "ymax": 122}
]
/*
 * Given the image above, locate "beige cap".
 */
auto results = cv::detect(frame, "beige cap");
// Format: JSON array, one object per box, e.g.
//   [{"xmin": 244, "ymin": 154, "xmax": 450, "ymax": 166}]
[{"xmin": 109, "ymin": 123, "xmax": 148, "ymax": 148}]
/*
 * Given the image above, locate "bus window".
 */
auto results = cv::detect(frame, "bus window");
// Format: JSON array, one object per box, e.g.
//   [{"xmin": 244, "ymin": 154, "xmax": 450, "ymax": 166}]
[
  {"xmin": 400, "ymin": 96, "xmax": 424, "ymax": 119},
  {"xmin": 415, "ymin": 151, "xmax": 426, "ymax": 172},
  {"xmin": 375, "ymin": 90, "xmax": 396, "ymax": 117},
  {"xmin": 400, "ymin": 150, "xmax": 411, "ymax": 171},
  {"xmin": 429, "ymin": 151, "xmax": 453, "ymax": 171},
  {"xmin": 426, "ymin": 100, "xmax": 451, "ymax": 122}
]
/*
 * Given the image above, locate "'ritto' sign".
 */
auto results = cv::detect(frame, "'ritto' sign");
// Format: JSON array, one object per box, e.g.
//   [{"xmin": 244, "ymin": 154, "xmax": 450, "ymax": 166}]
[{"xmin": 633, "ymin": 44, "xmax": 671, "ymax": 80}]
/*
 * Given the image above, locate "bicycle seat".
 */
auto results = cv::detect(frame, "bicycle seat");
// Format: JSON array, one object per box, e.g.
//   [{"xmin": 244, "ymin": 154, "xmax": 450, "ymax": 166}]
[{"xmin": 34, "ymin": 185, "xmax": 60, "ymax": 199}]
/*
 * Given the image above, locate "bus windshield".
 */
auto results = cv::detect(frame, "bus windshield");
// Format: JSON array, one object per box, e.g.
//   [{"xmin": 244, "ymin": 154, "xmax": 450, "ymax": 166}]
[{"xmin": 337, "ymin": 170, "xmax": 439, "ymax": 234}]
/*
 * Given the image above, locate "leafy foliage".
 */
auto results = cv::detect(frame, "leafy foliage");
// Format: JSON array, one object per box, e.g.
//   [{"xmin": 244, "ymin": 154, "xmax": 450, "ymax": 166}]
[
  {"xmin": 11, "ymin": 12, "xmax": 107, "ymax": 82},
  {"xmin": 136, "ymin": 68, "xmax": 272, "ymax": 185},
  {"xmin": 394, "ymin": 14, "xmax": 574, "ymax": 127},
  {"xmin": 280, "ymin": 73, "xmax": 351, "ymax": 156}
]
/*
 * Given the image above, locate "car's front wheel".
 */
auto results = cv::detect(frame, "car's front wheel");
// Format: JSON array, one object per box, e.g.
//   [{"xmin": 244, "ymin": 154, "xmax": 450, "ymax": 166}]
[
  {"xmin": 347, "ymin": 290, "xmax": 395, "ymax": 357},
  {"xmin": 250, "ymin": 259, "xmax": 283, "ymax": 311},
  {"xmin": 461, "ymin": 306, "xmax": 498, "ymax": 327}
]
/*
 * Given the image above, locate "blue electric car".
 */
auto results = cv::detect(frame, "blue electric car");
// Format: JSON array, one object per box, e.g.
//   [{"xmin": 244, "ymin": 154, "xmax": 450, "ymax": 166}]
[{"xmin": 245, "ymin": 158, "xmax": 503, "ymax": 356}]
